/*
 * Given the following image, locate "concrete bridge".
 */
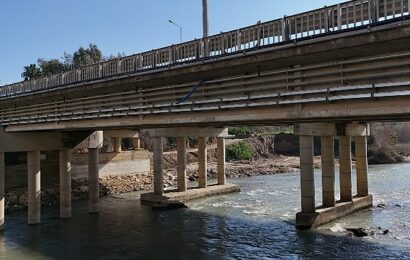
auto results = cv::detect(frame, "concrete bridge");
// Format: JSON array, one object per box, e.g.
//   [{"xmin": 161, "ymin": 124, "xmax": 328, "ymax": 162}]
[{"xmin": 0, "ymin": 0, "xmax": 410, "ymax": 229}]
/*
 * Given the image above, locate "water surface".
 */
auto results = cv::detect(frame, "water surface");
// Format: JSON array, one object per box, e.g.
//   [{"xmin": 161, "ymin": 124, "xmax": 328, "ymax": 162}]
[{"xmin": 1, "ymin": 164, "xmax": 409, "ymax": 259}]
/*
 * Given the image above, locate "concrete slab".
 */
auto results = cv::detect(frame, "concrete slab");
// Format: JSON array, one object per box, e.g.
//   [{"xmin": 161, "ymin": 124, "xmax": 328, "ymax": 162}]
[
  {"xmin": 296, "ymin": 195, "xmax": 373, "ymax": 229},
  {"xmin": 140, "ymin": 183, "xmax": 240, "ymax": 203}
]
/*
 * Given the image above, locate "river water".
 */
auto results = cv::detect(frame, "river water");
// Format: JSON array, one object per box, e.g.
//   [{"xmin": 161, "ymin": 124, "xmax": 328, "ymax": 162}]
[{"xmin": 1, "ymin": 163, "xmax": 410, "ymax": 259}]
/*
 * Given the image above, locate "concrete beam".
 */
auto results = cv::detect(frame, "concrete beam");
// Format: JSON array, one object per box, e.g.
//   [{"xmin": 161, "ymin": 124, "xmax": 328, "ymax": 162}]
[
  {"xmin": 343, "ymin": 123, "xmax": 370, "ymax": 137},
  {"xmin": 147, "ymin": 127, "xmax": 229, "ymax": 138},
  {"xmin": 295, "ymin": 123, "xmax": 337, "ymax": 136},
  {"xmin": 0, "ymin": 127, "xmax": 63, "ymax": 152},
  {"xmin": 104, "ymin": 130, "xmax": 139, "ymax": 138},
  {"xmin": 295, "ymin": 123, "xmax": 369, "ymax": 137}
]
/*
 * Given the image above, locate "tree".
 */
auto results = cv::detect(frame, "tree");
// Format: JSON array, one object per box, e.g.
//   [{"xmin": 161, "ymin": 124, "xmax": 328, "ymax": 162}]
[
  {"xmin": 72, "ymin": 44, "xmax": 102, "ymax": 68},
  {"xmin": 21, "ymin": 43, "xmax": 106, "ymax": 80},
  {"xmin": 37, "ymin": 58, "xmax": 67, "ymax": 77},
  {"xmin": 21, "ymin": 64, "xmax": 42, "ymax": 81}
]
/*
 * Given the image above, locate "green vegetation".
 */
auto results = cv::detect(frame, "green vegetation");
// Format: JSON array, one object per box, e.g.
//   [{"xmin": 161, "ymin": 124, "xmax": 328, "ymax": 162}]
[
  {"xmin": 226, "ymin": 141, "xmax": 254, "ymax": 161},
  {"xmin": 21, "ymin": 44, "xmax": 118, "ymax": 81},
  {"xmin": 228, "ymin": 127, "xmax": 251, "ymax": 136},
  {"xmin": 228, "ymin": 126, "xmax": 293, "ymax": 137}
]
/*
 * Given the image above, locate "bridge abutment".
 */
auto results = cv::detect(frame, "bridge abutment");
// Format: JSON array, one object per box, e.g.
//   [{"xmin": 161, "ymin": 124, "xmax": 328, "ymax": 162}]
[{"xmin": 295, "ymin": 123, "xmax": 373, "ymax": 229}]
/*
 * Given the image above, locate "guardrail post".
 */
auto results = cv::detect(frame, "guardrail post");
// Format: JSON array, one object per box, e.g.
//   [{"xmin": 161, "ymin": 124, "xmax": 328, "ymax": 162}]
[
  {"xmin": 117, "ymin": 59, "xmax": 121, "ymax": 74},
  {"xmin": 281, "ymin": 16, "xmax": 289, "ymax": 42},
  {"xmin": 371, "ymin": 0, "xmax": 380, "ymax": 23},
  {"xmin": 337, "ymin": 4, "xmax": 342, "ymax": 30},
  {"xmin": 408, "ymin": 0, "xmax": 410, "ymax": 14},
  {"xmin": 325, "ymin": 9, "xmax": 330, "ymax": 32}
]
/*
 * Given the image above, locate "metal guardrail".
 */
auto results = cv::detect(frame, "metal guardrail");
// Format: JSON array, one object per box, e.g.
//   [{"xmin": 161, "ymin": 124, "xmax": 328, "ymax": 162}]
[
  {"xmin": 1, "ymin": 51, "xmax": 410, "ymax": 126},
  {"xmin": 0, "ymin": 0, "xmax": 409, "ymax": 98}
]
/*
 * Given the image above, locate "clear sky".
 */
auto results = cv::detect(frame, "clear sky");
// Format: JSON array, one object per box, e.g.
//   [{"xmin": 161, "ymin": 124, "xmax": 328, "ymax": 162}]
[{"xmin": 0, "ymin": 0, "xmax": 341, "ymax": 85}]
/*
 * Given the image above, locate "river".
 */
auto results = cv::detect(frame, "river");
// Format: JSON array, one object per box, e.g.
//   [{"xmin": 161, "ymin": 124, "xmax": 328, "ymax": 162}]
[{"xmin": 1, "ymin": 163, "xmax": 409, "ymax": 259}]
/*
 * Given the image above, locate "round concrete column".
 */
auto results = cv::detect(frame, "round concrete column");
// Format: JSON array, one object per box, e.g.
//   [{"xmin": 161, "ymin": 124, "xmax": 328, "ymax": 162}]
[
  {"xmin": 153, "ymin": 137, "xmax": 164, "ymax": 195},
  {"xmin": 299, "ymin": 136, "xmax": 315, "ymax": 213},
  {"xmin": 27, "ymin": 150, "xmax": 41, "ymax": 225},
  {"xmin": 177, "ymin": 137, "xmax": 187, "ymax": 192},
  {"xmin": 355, "ymin": 136, "xmax": 369, "ymax": 196},
  {"xmin": 321, "ymin": 136, "xmax": 335, "ymax": 207},
  {"xmin": 217, "ymin": 137, "xmax": 226, "ymax": 185},
  {"xmin": 0, "ymin": 152, "xmax": 4, "ymax": 230},
  {"xmin": 339, "ymin": 136, "xmax": 352, "ymax": 202},
  {"xmin": 198, "ymin": 137, "xmax": 208, "ymax": 188},
  {"xmin": 113, "ymin": 138, "xmax": 121, "ymax": 153},
  {"xmin": 133, "ymin": 138, "xmax": 141, "ymax": 150},
  {"xmin": 88, "ymin": 148, "xmax": 99, "ymax": 213},
  {"xmin": 59, "ymin": 149, "xmax": 72, "ymax": 219}
]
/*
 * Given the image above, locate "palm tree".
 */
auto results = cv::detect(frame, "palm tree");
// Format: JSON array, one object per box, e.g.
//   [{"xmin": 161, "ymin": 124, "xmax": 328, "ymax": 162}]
[{"xmin": 21, "ymin": 64, "xmax": 42, "ymax": 81}]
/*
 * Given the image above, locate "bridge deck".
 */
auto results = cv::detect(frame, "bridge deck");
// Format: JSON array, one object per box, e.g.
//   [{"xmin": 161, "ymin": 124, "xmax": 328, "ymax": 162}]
[{"xmin": 1, "ymin": 0, "xmax": 410, "ymax": 131}]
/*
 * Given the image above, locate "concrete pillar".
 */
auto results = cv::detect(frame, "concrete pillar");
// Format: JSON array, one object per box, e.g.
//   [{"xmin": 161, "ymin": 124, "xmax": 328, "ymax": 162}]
[
  {"xmin": 339, "ymin": 136, "xmax": 353, "ymax": 202},
  {"xmin": 133, "ymin": 138, "xmax": 141, "ymax": 149},
  {"xmin": 27, "ymin": 150, "xmax": 41, "ymax": 225},
  {"xmin": 59, "ymin": 149, "xmax": 72, "ymax": 219},
  {"xmin": 88, "ymin": 148, "xmax": 99, "ymax": 213},
  {"xmin": 321, "ymin": 136, "xmax": 335, "ymax": 207},
  {"xmin": 198, "ymin": 137, "xmax": 207, "ymax": 188},
  {"xmin": 0, "ymin": 152, "xmax": 4, "ymax": 230},
  {"xmin": 299, "ymin": 136, "xmax": 315, "ymax": 213},
  {"xmin": 177, "ymin": 137, "xmax": 187, "ymax": 192},
  {"xmin": 153, "ymin": 137, "xmax": 164, "ymax": 195},
  {"xmin": 355, "ymin": 136, "xmax": 369, "ymax": 196},
  {"xmin": 217, "ymin": 137, "xmax": 226, "ymax": 185},
  {"xmin": 113, "ymin": 137, "xmax": 121, "ymax": 153}
]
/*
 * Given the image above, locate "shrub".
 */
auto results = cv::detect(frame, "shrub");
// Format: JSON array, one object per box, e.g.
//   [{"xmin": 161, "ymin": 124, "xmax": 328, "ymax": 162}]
[
  {"xmin": 228, "ymin": 127, "xmax": 251, "ymax": 137},
  {"xmin": 226, "ymin": 141, "xmax": 254, "ymax": 161}
]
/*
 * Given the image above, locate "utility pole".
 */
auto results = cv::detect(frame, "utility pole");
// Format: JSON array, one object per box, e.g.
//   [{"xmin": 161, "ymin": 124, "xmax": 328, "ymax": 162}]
[{"xmin": 202, "ymin": 0, "xmax": 209, "ymax": 38}]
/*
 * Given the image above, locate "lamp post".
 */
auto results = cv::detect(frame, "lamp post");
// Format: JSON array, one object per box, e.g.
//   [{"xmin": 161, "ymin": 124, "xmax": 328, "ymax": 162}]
[
  {"xmin": 202, "ymin": 0, "xmax": 208, "ymax": 38},
  {"xmin": 168, "ymin": 19, "xmax": 183, "ymax": 43}
]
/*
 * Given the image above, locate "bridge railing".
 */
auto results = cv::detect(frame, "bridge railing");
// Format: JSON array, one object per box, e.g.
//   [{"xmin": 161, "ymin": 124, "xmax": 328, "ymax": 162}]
[{"xmin": 0, "ymin": 0, "xmax": 409, "ymax": 99}]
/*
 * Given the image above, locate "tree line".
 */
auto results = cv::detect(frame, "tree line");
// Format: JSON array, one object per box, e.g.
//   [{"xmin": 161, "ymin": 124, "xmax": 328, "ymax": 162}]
[{"xmin": 21, "ymin": 44, "xmax": 124, "ymax": 81}]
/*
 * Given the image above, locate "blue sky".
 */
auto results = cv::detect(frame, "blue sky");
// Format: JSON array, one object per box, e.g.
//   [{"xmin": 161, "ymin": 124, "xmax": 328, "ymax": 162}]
[{"xmin": 0, "ymin": 0, "xmax": 341, "ymax": 85}]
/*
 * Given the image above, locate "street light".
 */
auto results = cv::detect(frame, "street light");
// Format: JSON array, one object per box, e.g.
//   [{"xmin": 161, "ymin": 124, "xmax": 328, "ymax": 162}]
[{"xmin": 168, "ymin": 19, "xmax": 183, "ymax": 43}]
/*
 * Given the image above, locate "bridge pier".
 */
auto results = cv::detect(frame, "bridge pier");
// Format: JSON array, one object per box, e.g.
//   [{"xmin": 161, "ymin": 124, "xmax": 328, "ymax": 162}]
[
  {"xmin": 141, "ymin": 128, "xmax": 239, "ymax": 203},
  {"xmin": 177, "ymin": 137, "xmax": 187, "ymax": 192},
  {"xmin": 321, "ymin": 136, "xmax": 335, "ymax": 207},
  {"xmin": 217, "ymin": 137, "xmax": 226, "ymax": 185},
  {"xmin": 295, "ymin": 123, "xmax": 373, "ymax": 229},
  {"xmin": 153, "ymin": 137, "xmax": 164, "ymax": 195},
  {"xmin": 59, "ymin": 149, "xmax": 72, "ymax": 219},
  {"xmin": 113, "ymin": 137, "xmax": 122, "ymax": 153},
  {"xmin": 88, "ymin": 148, "xmax": 100, "ymax": 213},
  {"xmin": 28, "ymin": 150, "xmax": 41, "ymax": 225},
  {"xmin": 198, "ymin": 137, "xmax": 208, "ymax": 188}
]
